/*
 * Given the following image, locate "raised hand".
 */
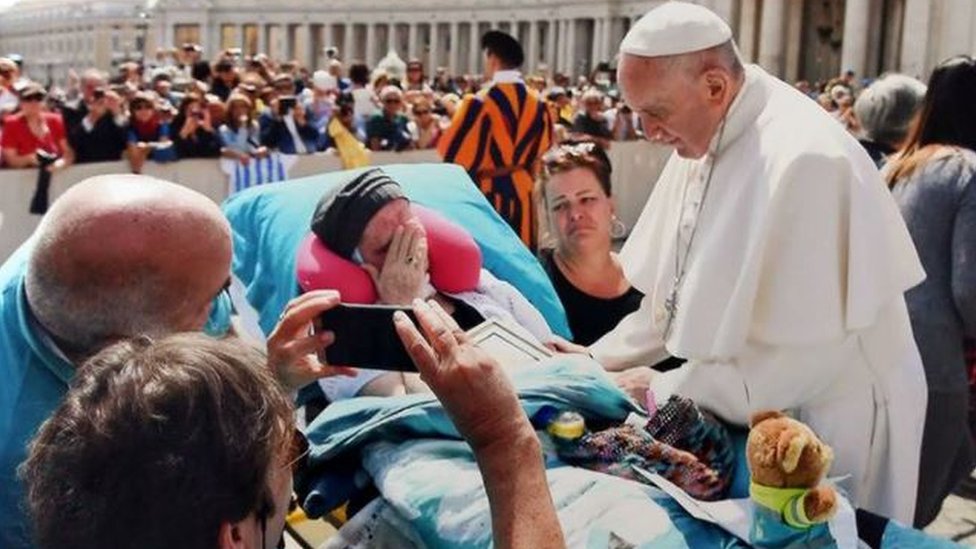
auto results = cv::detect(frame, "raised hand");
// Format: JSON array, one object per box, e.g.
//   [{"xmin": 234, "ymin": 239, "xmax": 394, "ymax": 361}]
[
  {"xmin": 266, "ymin": 290, "xmax": 356, "ymax": 392},
  {"xmin": 363, "ymin": 221, "xmax": 428, "ymax": 305},
  {"xmin": 393, "ymin": 299, "xmax": 529, "ymax": 451}
]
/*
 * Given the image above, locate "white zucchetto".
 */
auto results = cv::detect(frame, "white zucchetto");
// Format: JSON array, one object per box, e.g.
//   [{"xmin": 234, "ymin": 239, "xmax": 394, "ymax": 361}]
[{"xmin": 620, "ymin": 1, "xmax": 733, "ymax": 58}]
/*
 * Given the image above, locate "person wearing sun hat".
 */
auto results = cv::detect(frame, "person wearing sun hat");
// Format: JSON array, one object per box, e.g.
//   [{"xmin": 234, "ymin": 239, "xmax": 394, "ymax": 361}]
[{"xmin": 584, "ymin": 1, "xmax": 926, "ymax": 524}]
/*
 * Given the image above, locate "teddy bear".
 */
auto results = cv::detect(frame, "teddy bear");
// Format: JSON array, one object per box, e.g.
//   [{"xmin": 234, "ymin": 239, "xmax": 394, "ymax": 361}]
[{"xmin": 746, "ymin": 410, "xmax": 838, "ymax": 547}]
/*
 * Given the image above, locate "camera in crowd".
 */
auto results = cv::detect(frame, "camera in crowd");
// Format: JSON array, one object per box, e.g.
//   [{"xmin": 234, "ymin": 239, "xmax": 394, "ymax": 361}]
[
  {"xmin": 35, "ymin": 149, "xmax": 59, "ymax": 167},
  {"xmin": 278, "ymin": 95, "xmax": 296, "ymax": 116}
]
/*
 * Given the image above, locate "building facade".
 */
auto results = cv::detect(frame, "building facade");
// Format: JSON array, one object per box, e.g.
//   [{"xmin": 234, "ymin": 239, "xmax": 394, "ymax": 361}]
[
  {"xmin": 1, "ymin": 0, "xmax": 975, "ymax": 85},
  {"xmin": 0, "ymin": 0, "xmax": 153, "ymax": 85}
]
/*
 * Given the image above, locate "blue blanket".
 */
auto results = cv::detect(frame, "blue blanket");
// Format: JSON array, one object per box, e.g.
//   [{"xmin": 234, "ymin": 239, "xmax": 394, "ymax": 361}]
[
  {"xmin": 300, "ymin": 356, "xmax": 963, "ymax": 548},
  {"xmin": 302, "ymin": 357, "xmax": 748, "ymax": 548}
]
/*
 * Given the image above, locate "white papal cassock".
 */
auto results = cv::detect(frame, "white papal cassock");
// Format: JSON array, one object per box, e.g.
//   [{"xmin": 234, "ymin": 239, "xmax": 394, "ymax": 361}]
[{"xmin": 591, "ymin": 64, "xmax": 927, "ymax": 523}]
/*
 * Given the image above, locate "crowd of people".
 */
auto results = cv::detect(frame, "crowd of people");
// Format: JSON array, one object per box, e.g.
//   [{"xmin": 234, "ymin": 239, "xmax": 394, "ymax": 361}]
[
  {"xmin": 1, "ymin": 2, "xmax": 976, "ymax": 547},
  {"xmin": 0, "ymin": 43, "xmax": 643, "ymax": 174}
]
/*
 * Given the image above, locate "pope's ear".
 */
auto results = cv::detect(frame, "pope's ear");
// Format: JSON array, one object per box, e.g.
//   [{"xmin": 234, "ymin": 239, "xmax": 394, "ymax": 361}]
[{"xmin": 703, "ymin": 70, "xmax": 729, "ymax": 102}]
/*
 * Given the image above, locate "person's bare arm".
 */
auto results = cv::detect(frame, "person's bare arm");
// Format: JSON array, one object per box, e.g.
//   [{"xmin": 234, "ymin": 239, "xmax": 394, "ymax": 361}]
[
  {"xmin": 394, "ymin": 299, "xmax": 565, "ymax": 549},
  {"xmin": 2, "ymin": 147, "xmax": 39, "ymax": 168}
]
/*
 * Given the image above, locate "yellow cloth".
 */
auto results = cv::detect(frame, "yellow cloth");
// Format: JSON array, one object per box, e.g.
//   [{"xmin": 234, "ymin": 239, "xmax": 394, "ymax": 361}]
[{"xmin": 328, "ymin": 117, "xmax": 371, "ymax": 169}]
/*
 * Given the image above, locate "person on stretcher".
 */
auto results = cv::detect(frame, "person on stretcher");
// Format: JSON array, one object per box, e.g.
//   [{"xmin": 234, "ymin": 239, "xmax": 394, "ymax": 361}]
[{"xmin": 298, "ymin": 167, "xmax": 555, "ymax": 400}]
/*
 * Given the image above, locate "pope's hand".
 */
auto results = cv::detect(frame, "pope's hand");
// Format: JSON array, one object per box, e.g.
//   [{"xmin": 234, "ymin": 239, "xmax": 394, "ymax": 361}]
[
  {"xmin": 363, "ymin": 221, "xmax": 428, "ymax": 305},
  {"xmin": 612, "ymin": 366, "xmax": 656, "ymax": 405},
  {"xmin": 544, "ymin": 335, "xmax": 590, "ymax": 356},
  {"xmin": 394, "ymin": 299, "xmax": 533, "ymax": 452},
  {"xmin": 266, "ymin": 290, "xmax": 357, "ymax": 392}
]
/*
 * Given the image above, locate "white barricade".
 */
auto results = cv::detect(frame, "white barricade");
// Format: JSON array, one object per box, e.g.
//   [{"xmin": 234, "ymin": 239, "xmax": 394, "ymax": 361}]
[{"xmin": 0, "ymin": 143, "xmax": 670, "ymax": 261}]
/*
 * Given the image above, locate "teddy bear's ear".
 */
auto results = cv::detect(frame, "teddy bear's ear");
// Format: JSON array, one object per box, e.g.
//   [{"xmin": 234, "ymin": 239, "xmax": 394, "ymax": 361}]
[
  {"xmin": 777, "ymin": 430, "xmax": 810, "ymax": 473},
  {"xmin": 749, "ymin": 410, "xmax": 785, "ymax": 428}
]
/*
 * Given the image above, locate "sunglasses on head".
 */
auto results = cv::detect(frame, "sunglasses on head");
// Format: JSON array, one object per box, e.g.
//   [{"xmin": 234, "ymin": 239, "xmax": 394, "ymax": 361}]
[
  {"xmin": 21, "ymin": 94, "xmax": 44, "ymax": 102},
  {"xmin": 542, "ymin": 141, "xmax": 612, "ymax": 173}
]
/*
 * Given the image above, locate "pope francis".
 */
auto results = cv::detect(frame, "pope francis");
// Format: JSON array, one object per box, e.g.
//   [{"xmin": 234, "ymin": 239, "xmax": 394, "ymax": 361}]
[{"xmin": 590, "ymin": 2, "xmax": 927, "ymax": 524}]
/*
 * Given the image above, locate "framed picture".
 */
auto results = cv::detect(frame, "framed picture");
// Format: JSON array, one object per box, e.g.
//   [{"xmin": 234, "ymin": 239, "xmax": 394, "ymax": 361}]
[{"xmin": 466, "ymin": 317, "xmax": 553, "ymax": 368}]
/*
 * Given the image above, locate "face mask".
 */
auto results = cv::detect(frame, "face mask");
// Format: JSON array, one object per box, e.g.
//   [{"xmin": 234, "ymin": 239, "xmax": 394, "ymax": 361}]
[{"xmin": 203, "ymin": 290, "xmax": 233, "ymax": 337}]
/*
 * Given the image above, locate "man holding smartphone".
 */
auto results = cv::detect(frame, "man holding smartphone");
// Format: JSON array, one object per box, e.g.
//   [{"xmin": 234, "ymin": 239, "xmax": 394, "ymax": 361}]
[
  {"xmin": 259, "ymin": 74, "xmax": 318, "ymax": 155},
  {"xmin": 0, "ymin": 175, "xmax": 353, "ymax": 546}
]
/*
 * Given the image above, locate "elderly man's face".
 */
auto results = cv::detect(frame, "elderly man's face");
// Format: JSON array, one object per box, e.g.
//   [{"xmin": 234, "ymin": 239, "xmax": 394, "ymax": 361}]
[
  {"xmin": 357, "ymin": 199, "xmax": 422, "ymax": 270},
  {"xmin": 382, "ymin": 94, "xmax": 403, "ymax": 116},
  {"xmin": 618, "ymin": 53, "xmax": 722, "ymax": 159}
]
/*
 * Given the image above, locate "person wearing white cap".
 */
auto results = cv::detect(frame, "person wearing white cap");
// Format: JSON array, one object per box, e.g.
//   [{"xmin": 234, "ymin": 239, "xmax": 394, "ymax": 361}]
[
  {"xmin": 304, "ymin": 70, "xmax": 338, "ymax": 146},
  {"xmin": 588, "ymin": 1, "xmax": 927, "ymax": 524}
]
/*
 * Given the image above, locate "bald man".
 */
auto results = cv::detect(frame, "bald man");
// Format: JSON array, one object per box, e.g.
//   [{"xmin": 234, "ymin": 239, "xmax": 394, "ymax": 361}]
[{"xmin": 0, "ymin": 175, "xmax": 349, "ymax": 547}]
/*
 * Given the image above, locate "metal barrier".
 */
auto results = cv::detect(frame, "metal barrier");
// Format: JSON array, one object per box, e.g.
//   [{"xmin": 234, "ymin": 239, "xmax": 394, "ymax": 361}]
[{"xmin": 0, "ymin": 142, "xmax": 671, "ymax": 261}]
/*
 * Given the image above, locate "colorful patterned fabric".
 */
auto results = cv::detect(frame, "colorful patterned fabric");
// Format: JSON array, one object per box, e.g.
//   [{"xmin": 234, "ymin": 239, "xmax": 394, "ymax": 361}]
[
  {"xmin": 555, "ymin": 396, "xmax": 735, "ymax": 500},
  {"xmin": 438, "ymin": 82, "xmax": 553, "ymax": 249}
]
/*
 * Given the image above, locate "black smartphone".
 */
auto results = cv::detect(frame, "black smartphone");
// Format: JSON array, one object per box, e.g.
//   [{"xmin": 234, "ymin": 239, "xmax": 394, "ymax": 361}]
[
  {"xmin": 278, "ymin": 95, "xmax": 296, "ymax": 115},
  {"xmin": 316, "ymin": 304, "xmax": 419, "ymax": 371}
]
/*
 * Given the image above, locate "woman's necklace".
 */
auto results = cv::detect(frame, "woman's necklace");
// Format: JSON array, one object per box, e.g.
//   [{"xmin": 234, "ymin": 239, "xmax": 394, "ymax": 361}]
[{"xmin": 662, "ymin": 116, "xmax": 728, "ymax": 341}]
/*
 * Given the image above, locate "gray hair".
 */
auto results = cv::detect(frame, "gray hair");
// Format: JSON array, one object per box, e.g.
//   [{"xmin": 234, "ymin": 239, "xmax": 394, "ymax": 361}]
[
  {"xmin": 854, "ymin": 73, "xmax": 927, "ymax": 147},
  {"xmin": 666, "ymin": 40, "xmax": 744, "ymax": 81},
  {"xmin": 25, "ymin": 227, "xmax": 181, "ymax": 355}
]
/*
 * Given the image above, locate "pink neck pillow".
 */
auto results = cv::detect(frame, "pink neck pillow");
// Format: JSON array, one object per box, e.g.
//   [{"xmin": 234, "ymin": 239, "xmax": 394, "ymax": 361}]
[{"xmin": 296, "ymin": 204, "xmax": 482, "ymax": 302}]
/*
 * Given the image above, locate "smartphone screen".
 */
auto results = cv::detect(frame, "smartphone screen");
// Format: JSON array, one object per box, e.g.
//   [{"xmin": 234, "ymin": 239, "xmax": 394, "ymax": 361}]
[{"xmin": 316, "ymin": 304, "xmax": 419, "ymax": 371}]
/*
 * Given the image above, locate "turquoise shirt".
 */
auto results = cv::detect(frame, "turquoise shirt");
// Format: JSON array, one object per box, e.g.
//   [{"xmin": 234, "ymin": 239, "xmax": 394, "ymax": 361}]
[
  {"xmin": 0, "ymin": 241, "xmax": 73, "ymax": 547},
  {"xmin": 0, "ymin": 240, "xmax": 231, "ymax": 547}
]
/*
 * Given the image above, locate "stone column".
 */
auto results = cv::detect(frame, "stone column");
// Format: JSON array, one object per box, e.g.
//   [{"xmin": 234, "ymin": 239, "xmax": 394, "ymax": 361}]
[
  {"xmin": 295, "ymin": 23, "xmax": 310, "ymax": 66},
  {"xmin": 449, "ymin": 21, "xmax": 459, "ymax": 73},
  {"xmin": 238, "ymin": 24, "xmax": 246, "ymax": 52},
  {"xmin": 408, "ymin": 23, "xmax": 418, "ymax": 60},
  {"xmin": 899, "ymin": 0, "xmax": 931, "ymax": 79},
  {"xmin": 546, "ymin": 19, "xmax": 556, "ymax": 72},
  {"xmin": 366, "ymin": 23, "xmax": 376, "ymax": 65},
  {"xmin": 841, "ymin": 0, "xmax": 871, "ymax": 77},
  {"xmin": 387, "ymin": 22, "xmax": 395, "ymax": 56},
  {"xmin": 590, "ymin": 18, "xmax": 600, "ymax": 70},
  {"xmin": 737, "ymin": 0, "xmax": 758, "ymax": 63},
  {"xmin": 528, "ymin": 20, "xmax": 539, "ymax": 72},
  {"xmin": 757, "ymin": 0, "xmax": 786, "ymax": 77},
  {"xmin": 469, "ymin": 22, "xmax": 479, "ymax": 74},
  {"xmin": 257, "ymin": 23, "xmax": 267, "ymax": 55},
  {"xmin": 600, "ymin": 17, "xmax": 612, "ymax": 63},
  {"xmin": 322, "ymin": 23, "xmax": 331, "ymax": 51},
  {"xmin": 784, "ymin": 0, "xmax": 804, "ymax": 83},
  {"xmin": 343, "ymin": 22, "xmax": 354, "ymax": 62},
  {"xmin": 428, "ymin": 22, "xmax": 439, "ymax": 74},
  {"xmin": 558, "ymin": 20, "xmax": 568, "ymax": 73},
  {"xmin": 566, "ymin": 18, "xmax": 576, "ymax": 77}
]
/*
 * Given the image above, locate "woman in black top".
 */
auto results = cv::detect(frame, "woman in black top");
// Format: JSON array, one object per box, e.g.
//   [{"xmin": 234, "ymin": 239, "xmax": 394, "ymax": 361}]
[
  {"xmin": 172, "ymin": 93, "xmax": 222, "ymax": 159},
  {"xmin": 539, "ymin": 141, "xmax": 640, "ymax": 346}
]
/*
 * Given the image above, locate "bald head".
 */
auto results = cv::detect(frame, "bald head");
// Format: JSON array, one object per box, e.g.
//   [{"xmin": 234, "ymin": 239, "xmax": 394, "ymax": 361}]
[{"xmin": 26, "ymin": 175, "xmax": 232, "ymax": 356}]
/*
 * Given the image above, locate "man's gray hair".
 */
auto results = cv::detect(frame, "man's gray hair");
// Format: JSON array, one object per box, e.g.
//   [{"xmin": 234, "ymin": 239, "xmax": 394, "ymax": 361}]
[
  {"xmin": 25, "ymin": 221, "xmax": 180, "ymax": 354},
  {"xmin": 667, "ymin": 40, "xmax": 744, "ymax": 80},
  {"xmin": 854, "ymin": 73, "xmax": 927, "ymax": 147}
]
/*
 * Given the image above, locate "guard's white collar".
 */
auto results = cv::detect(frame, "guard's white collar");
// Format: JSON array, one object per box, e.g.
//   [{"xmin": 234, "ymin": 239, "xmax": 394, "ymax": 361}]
[{"xmin": 492, "ymin": 70, "xmax": 523, "ymax": 84}]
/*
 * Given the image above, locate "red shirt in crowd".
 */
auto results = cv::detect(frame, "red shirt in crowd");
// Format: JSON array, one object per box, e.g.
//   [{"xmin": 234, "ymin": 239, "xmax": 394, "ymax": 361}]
[{"xmin": 0, "ymin": 112, "xmax": 66, "ymax": 157}]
